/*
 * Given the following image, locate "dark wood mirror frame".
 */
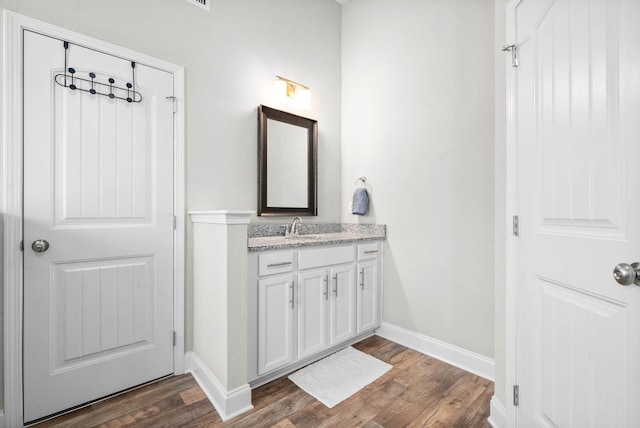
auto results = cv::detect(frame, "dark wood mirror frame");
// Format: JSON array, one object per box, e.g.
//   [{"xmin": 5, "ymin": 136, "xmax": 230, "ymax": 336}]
[{"xmin": 257, "ymin": 105, "xmax": 318, "ymax": 216}]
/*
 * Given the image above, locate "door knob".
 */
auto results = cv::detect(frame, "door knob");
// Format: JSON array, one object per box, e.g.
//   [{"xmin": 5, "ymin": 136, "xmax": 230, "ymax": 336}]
[
  {"xmin": 612, "ymin": 262, "xmax": 640, "ymax": 286},
  {"xmin": 31, "ymin": 239, "xmax": 49, "ymax": 253}
]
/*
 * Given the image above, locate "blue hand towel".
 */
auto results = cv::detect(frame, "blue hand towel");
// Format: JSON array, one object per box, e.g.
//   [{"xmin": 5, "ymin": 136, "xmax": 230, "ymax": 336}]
[{"xmin": 352, "ymin": 187, "xmax": 369, "ymax": 215}]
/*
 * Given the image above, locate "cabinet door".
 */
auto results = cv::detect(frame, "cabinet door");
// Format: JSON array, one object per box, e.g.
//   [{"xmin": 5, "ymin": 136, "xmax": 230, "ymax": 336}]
[
  {"xmin": 329, "ymin": 264, "xmax": 356, "ymax": 345},
  {"xmin": 357, "ymin": 260, "xmax": 379, "ymax": 333},
  {"xmin": 297, "ymin": 269, "xmax": 328, "ymax": 359},
  {"xmin": 258, "ymin": 274, "xmax": 295, "ymax": 375}
]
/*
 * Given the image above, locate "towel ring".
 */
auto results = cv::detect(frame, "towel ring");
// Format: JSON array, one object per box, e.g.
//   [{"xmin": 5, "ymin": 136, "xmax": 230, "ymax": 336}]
[{"xmin": 354, "ymin": 177, "xmax": 367, "ymax": 188}]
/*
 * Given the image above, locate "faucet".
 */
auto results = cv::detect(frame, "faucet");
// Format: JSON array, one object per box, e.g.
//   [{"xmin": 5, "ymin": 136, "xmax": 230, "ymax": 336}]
[{"xmin": 288, "ymin": 216, "xmax": 302, "ymax": 236}]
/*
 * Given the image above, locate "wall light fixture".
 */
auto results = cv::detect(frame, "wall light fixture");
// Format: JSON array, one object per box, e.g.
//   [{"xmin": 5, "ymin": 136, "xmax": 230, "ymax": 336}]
[{"xmin": 274, "ymin": 76, "xmax": 310, "ymax": 108}]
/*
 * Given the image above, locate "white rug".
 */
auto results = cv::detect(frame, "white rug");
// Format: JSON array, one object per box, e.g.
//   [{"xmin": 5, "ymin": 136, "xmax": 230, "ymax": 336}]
[{"xmin": 288, "ymin": 346, "xmax": 392, "ymax": 408}]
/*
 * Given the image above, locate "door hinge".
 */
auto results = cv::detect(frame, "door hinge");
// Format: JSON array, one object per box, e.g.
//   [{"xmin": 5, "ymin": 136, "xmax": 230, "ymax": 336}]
[
  {"xmin": 173, "ymin": 331, "xmax": 177, "ymax": 346},
  {"xmin": 513, "ymin": 385, "xmax": 520, "ymax": 406},
  {"xmin": 166, "ymin": 96, "xmax": 177, "ymax": 113},
  {"xmin": 173, "ymin": 215, "xmax": 177, "ymax": 230},
  {"xmin": 502, "ymin": 44, "xmax": 518, "ymax": 67},
  {"xmin": 20, "ymin": 241, "xmax": 24, "ymax": 252},
  {"xmin": 513, "ymin": 215, "xmax": 519, "ymax": 236}
]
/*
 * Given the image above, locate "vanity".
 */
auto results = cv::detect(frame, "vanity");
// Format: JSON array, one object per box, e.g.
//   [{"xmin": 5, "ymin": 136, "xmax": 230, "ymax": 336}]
[
  {"xmin": 249, "ymin": 106, "xmax": 385, "ymax": 384},
  {"xmin": 249, "ymin": 107, "xmax": 385, "ymax": 385},
  {"xmin": 186, "ymin": 107, "xmax": 383, "ymax": 418},
  {"xmin": 247, "ymin": 223, "xmax": 386, "ymax": 386}
]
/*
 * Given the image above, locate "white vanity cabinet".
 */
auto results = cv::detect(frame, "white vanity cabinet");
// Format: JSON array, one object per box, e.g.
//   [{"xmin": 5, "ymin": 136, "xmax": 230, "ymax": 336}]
[
  {"xmin": 257, "ymin": 273, "xmax": 295, "ymax": 375},
  {"xmin": 328, "ymin": 263, "xmax": 357, "ymax": 346},
  {"xmin": 357, "ymin": 242, "xmax": 381, "ymax": 333},
  {"xmin": 295, "ymin": 264, "xmax": 358, "ymax": 363},
  {"xmin": 248, "ymin": 240, "xmax": 382, "ymax": 385},
  {"xmin": 297, "ymin": 245, "xmax": 356, "ymax": 359},
  {"xmin": 296, "ymin": 268, "xmax": 328, "ymax": 359},
  {"xmin": 256, "ymin": 250, "xmax": 296, "ymax": 376}
]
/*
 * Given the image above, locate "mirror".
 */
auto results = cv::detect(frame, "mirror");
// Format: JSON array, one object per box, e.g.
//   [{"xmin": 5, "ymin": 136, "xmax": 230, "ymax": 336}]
[{"xmin": 258, "ymin": 105, "xmax": 317, "ymax": 216}]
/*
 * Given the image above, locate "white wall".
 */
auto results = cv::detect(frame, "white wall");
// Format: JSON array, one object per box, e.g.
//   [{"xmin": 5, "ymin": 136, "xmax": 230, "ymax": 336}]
[
  {"xmin": 0, "ymin": 0, "xmax": 342, "ymax": 411},
  {"xmin": 341, "ymin": 0, "xmax": 495, "ymax": 358}
]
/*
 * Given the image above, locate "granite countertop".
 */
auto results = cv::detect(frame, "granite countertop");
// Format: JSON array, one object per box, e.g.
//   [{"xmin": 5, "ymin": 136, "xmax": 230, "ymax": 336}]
[{"xmin": 248, "ymin": 223, "xmax": 386, "ymax": 252}]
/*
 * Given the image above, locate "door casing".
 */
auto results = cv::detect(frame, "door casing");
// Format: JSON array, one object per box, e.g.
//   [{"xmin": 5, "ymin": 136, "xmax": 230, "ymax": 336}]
[
  {"xmin": 503, "ymin": 0, "xmax": 522, "ymax": 426},
  {"xmin": 3, "ymin": 11, "xmax": 186, "ymax": 427}
]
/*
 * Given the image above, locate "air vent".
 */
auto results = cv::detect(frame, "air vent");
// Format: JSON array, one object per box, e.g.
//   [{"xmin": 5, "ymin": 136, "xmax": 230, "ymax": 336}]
[{"xmin": 186, "ymin": 0, "xmax": 210, "ymax": 12}]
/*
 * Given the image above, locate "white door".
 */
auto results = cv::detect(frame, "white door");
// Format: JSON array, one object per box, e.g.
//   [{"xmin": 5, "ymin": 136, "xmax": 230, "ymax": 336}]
[
  {"xmin": 514, "ymin": 0, "xmax": 640, "ymax": 426},
  {"xmin": 297, "ymin": 269, "xmax": 328, "ymax": 359},
  {"xmin": 258, "ymin": 274, "xmax": 295, "ymax": 375},
  {"xmin": 329, "ymin": 264, "xmax": 356, "ymax": 345},
  {"xmin": 357, "ymin": 260, "xmax": 378, "ymax": 333},
  {"xmin": 23, "ymin": 31, "xmax": 175, "ymax": 422}
]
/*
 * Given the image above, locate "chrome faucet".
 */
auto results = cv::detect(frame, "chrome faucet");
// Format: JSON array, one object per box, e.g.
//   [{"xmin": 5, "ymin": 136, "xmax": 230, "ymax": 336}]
[{"xmin": 289, "ymin": 216, "xmax": 302, "ymax": 236}]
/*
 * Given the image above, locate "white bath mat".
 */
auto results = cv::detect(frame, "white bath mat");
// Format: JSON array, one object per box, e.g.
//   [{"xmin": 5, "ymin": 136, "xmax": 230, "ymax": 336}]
[{"xmin": 288, "ymin": 346, "xmax": 392, "ymax": 408}]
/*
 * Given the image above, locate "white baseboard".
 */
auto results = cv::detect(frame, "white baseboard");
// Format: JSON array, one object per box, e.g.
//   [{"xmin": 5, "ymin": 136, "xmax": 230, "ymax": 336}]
[
  {"xmin": 184, "ymin": 352, "xmax": 253, "ymax": 422},
  {"xmin": 488, "ymin": 396, "xmax": 506, "ymax": 428},
  {"xmin": 376, "ymin": 322, "xmax": 495, "ymax": 381}
]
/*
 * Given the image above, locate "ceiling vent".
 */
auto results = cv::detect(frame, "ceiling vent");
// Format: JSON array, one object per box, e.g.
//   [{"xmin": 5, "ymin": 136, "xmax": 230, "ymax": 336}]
[{"xmin": 186, "ymin": 0, "xmax": 210, "ymax": 12}]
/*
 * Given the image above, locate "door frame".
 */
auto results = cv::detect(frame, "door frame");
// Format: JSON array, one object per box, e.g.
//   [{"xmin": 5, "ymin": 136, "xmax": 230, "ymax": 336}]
[
  {"xmin": 3, "ymin": 11, "xmax": 186, "ymax": 426},
  {"xmin": 504, "ymin": 0, "xmax": 520, "ymax": 426}
]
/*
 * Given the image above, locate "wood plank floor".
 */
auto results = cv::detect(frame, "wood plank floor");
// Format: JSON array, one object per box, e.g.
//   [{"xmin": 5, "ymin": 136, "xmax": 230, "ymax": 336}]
[{"xmin": 33, "ymin": 336, "xmax": 493, "ymax": 427}]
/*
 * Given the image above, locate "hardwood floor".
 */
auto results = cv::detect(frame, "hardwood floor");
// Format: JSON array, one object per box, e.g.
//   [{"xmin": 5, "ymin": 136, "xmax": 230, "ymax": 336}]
[{"xmin": 33, "ymin": 336, "xmax": 493, "ymax": 427}]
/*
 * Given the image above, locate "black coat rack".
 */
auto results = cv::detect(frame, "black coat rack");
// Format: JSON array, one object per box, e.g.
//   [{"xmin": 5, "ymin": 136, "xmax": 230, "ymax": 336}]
[{"xmin": 53, "ymin": 41, "xmax": 142, "ymax": 103}]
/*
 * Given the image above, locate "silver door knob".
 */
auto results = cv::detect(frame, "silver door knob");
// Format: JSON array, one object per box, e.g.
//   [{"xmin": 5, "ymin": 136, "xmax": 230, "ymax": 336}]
[
  {"xmin": 31, "ymin": 239, "xmax": 49, "ymax": 253},
  {"xmin": 612, "ymin": 262, "xmax": 640, "ymax": 286}
]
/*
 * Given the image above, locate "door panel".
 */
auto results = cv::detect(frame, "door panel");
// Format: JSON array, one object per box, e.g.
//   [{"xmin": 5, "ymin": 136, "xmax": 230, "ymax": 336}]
[
  {"xmin": 534, "ymin": 0, "xmax": 623, "ymax": 239},
  {"xmin": 329, "ymin": 264, "xmax": 356, "ymax": 345},
  {"xmin": 23, "ymin": 30, "xmax": 175, "ymax": 422},
  {"xmin": 52, "ymin": 257, "xmax": 155, "ymax": 371},
  {"xmin": 357, "ymin": 260, "xmax": 378, "ymax": 333},
  {"xmin": 536, "ymin": 277, "xmax": 625, "ymax": 428},
  {"xmin": 297, "ymin": 269, "xmax": 328, "ymax": 359},
  {"xmin": 54, "ymin": 78, "xmax": 154, "ymax": 226},
  {"xmin": 515, "ymin": 0, "xmax": 640, "ymax": 426},
  {"xmin": 258, "ymin": 274, "xmax": 295, "ymax": 375}
]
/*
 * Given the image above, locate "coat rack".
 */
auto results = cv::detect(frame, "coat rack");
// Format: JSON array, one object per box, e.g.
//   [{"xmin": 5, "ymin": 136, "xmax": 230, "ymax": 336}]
[{"xmin": 53, "ymin": 41, "xmax": 142, "ymax": 103}]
